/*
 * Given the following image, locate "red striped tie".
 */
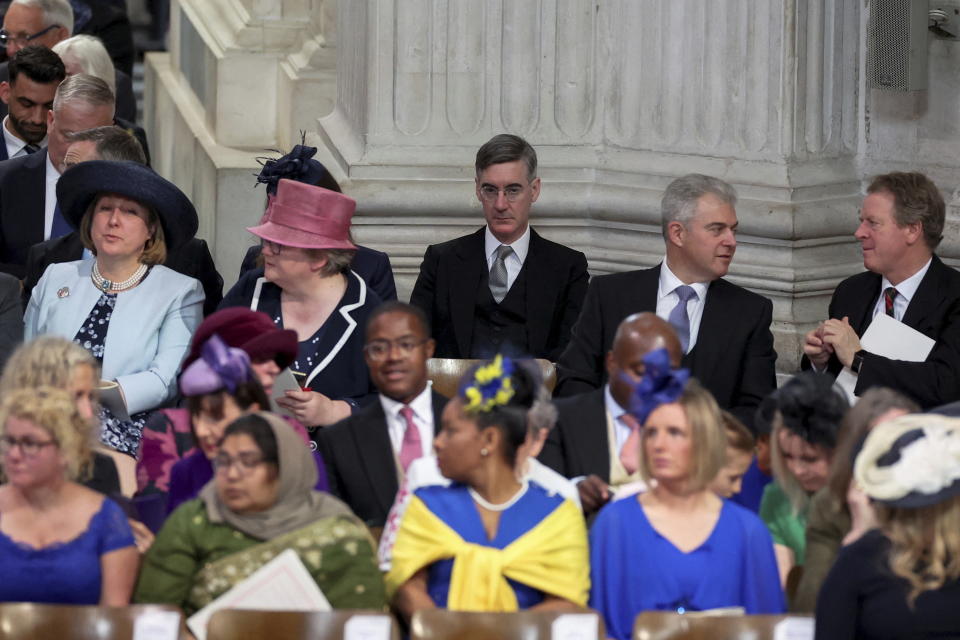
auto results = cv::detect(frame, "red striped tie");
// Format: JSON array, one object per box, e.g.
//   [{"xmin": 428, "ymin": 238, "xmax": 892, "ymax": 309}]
[{"xmin": 884, "ymin": 287, "xmax": 898, "ymax": 318}]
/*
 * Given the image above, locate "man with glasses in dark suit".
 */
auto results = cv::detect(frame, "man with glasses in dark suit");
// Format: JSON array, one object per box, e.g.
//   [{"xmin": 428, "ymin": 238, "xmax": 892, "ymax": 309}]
[{"xmin": 410, "ymin": 133, "xmax": 589, "ymax": 360}]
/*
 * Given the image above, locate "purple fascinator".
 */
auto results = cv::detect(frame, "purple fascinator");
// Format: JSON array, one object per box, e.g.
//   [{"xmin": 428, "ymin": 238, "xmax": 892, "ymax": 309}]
[
  {"xmin": 179, "ymin": 334, "xmax": 252, "ymax": 396},
  {"xmin": 255, "ymin": 133, "xmax": 328, "ymax": 196},
  {"xmin": 627, "ymin": 347, "xmax": 690, "ymax": 424}
]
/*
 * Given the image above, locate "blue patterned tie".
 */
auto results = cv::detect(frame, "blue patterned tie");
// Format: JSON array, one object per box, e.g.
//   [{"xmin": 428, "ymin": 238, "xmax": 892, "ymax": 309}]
[
  {"xmin": 668, "ymin": 285, "xmax": 698, "ymax": 353},
  {"xmin": 50, "ymin": 201, "xmax": 72, "ymax": 239}
]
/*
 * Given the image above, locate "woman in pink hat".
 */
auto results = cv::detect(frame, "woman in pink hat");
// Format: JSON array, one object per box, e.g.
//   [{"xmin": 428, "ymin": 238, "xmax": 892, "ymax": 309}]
[{"xmin": 220, "ymin": 179, "xmax": 382, "ymax": 443}]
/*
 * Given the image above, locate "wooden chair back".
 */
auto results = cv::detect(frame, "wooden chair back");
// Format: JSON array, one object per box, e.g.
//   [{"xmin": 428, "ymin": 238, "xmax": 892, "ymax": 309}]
[
  {"xmin": 205, "ymin": 609, "xmax": 399, "ymax": 640},
  {"xmin": 632, "ymin": 611, "xmax": 814, "ymax": 640},
  {"xmin": 427, "ymin": 358, "xmax": 557, "ymax": 399},
  {"xmin": 0, "ymin": 603, "xmax": 187, "ymax": 639},
  {"xmin": 411, "ymin": 609, "xmax": 605, "ymax": 640}
]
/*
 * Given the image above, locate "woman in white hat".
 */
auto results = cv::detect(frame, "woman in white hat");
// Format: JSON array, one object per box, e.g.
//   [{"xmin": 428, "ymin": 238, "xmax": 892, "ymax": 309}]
[{"xmin": 815, "ymin": 413, "xmax": 960, "ymax": 638}]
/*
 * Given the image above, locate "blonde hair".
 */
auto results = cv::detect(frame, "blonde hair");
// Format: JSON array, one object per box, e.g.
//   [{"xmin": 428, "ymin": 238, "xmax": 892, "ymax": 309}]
[
  {"xmin": 0, "ymin": 387, "xmax": 93, "ymax": 480},
  {"xmin": 721, "ymin": 410, "xmax": 754, "ymax": 455},
  {"xmin": 0, "ymin": 336, "xmax": 98, "ymax": 393},
  {"xmin": 640, "ymin": 379, "xmax": 727, "ymax": 491},
  {"xmin": 78, "ymin": 196, "xmax": 167, "ymax": 265},
  {"xmin": 876, "ymin": 496, "xmax": 960, "ymax": 606}
]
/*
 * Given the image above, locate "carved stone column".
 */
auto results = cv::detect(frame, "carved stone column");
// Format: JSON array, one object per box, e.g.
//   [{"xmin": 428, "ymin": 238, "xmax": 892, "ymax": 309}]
[
  {"xmin": 144, "ymin": 0, "xmax": 337, "ymax": 272},
  {"xmin": 320, "ymin": 0, "xmax": 862, "ymax": 371}
]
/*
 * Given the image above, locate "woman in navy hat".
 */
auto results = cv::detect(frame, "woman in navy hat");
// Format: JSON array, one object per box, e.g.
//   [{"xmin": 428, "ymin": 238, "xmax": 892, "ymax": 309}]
[
  {"xmin": 24, "ymin": 160, "xmax": 204, "ymax": 479},
  {"xmin": 220, "ymin": 178, "xmax": 381, "ymax": 442},
  {"xmin": 815, "ymin": 413, "xmax": 960, "ymax": 639}
]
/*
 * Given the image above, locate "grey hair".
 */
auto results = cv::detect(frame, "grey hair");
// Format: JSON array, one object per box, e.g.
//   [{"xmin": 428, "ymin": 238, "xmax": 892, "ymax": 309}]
[
  {"xmin": 660, "ymin": 173, "xmax": 738, "ymax": 235},
  {"xmin": 526, "ymin": 384, "xmax": 557, "ymax": 436},
  {"xmin": 53, "ymin": 73, "xmax": 115, "ymax": 118},
  {"xmin": 65, "ymin": 125, "xmax": 145, "ymax": 164},
  {"xmin": 52, "ymin": 35, "xmax": 115, "ymax": 94},
  {"xmin": 9, "ymin": 0, "xmax": 74, "ymax": 34}
]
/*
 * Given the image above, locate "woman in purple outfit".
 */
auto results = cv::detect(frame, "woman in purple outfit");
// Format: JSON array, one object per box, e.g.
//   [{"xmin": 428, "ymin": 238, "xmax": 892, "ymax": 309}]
[{"xmin": 165, "ymin": 334, "xmax": 326, "ymax": 515}]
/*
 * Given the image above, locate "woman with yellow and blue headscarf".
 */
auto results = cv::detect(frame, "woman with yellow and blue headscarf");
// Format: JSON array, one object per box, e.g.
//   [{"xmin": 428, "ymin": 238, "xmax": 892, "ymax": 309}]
[{"xmin": 386, "ymin": 355, "xmax": 589, "ymax": 621}]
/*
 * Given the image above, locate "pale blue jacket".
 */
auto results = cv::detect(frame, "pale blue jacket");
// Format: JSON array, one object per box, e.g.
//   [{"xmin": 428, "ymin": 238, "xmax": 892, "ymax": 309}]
[{"xmin": 25, "ymin": 260, "xmax": 204, "ymax": 414}]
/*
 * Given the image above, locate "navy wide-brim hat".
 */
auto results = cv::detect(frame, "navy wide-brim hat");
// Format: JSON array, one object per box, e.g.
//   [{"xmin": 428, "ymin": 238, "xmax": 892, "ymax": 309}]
[{"xmin": 56, "ymin": 160, "xmax": 199, "ymax": 252}]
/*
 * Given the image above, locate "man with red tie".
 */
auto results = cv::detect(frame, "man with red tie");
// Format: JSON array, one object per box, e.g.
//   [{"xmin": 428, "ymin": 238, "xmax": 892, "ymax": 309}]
[
  {"xmin": 316, "ymin": 302, "xmax": 448, "ymax": 528},
  {"xmin": 803, "ymin": 172, "xmax": 960, "ymax": 408}
]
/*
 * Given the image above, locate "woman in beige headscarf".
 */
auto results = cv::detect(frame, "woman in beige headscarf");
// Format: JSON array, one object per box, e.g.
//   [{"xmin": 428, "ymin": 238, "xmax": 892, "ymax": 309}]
[{"xmin": 134, "ymin": 412, "xmax": 385, "ymax": 614}]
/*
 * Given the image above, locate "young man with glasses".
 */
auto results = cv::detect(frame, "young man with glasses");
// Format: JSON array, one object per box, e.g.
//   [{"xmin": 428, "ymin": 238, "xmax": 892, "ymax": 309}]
[
  {"xmin": 410, "ymin": 133, "xmax": 589, "ymax": 360},
  {"xmin": 316, "ymin": 301, "xmax": 447, "ymax": 529}
]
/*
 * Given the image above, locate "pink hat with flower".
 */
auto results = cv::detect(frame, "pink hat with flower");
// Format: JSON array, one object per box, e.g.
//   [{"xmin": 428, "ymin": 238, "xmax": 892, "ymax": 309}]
[{"xmin": 246, "ymin": 178, "xmax": 357, "ymax": 250}]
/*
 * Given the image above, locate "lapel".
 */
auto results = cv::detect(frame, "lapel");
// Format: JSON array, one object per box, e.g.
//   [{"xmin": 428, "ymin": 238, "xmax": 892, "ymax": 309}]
[
  {"xmin": 562, "ymin": 388, "xmax": 610, "ymax": 480},
  {"xmin": 22, "ymin": 151, "xmax": 48, "ymax": 244},
  {"xmin": 683, "ymin": 278, "xmax": 730, "ymax": 382},
  {"xmin": 304, "ymin": 271, "xmax": 367, "ymax": 387},
  {"xmin": 429, "ymin": 389, "xmax": 448, "ymax": 435},
  {"xmin": 849, "ymin": 273, "xmax": 882, "ymax": 336},
  {"xmin": 350, "ymin": 399, "xmax": 399, "ymax": 517},
  {"xmin": 450, "ymin": 228, "xmax": 486, "ymax": 357},
  {"xmin": 902, "ymin": 256, "xmax": 946, "ymax": 334},
  {"xmin": 0, "ymin": 141, "xmax": 8, "ymax": 162},
  {"xmin": 522, "ymin": 229, "xmax": 557, "ymax": 357}
]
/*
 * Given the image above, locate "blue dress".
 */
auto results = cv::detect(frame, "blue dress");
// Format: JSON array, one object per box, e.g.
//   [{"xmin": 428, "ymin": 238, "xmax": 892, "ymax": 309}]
[
  {"xmin": 730, "ymin": 457, "xmax": 772, "ymax": 513},
  {"xmin": 589, "ymin": 497, "xmax": 785, "ymax": 640},
  {"xmin": 420, "ymin": 482, "xmax": 566, "ymax": 609},
  {"xmin": 0, "ymin": 498, "xmax": 135, "ymax": 604}
]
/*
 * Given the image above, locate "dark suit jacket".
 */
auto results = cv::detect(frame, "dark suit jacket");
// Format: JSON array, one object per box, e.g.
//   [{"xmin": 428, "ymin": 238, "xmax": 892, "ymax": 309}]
[
  {"xmin": 0, "ymin": 271, "xmax": 21, "ymax": 369},
  {"xmin": 316, "ymin": 390, "xmax": 448, "ymax": 527},
  {"xmin": 808, "ymin": 255, "xmax": 960, "ymax": 409},
  {"xmin": 409, "ymin": 227, "xmax": 589, "ymax": 360},
  {"xmin": 555, "ymin": 265, "xmax": 777, "ymax": 427},
  {"xmin": 239, "ymin": 243, "xmax": 398, "ymax": 303},
  {"xmin": 23, "ymin": 232, "xmax": 224, "ymax": 316},
  {"xmin": 0, "ymin": 149, "xmax": 48, "ymax": 277},
  {"xmin": 538, "ymin": 388, "xmax": 611, "ymax": 481}
]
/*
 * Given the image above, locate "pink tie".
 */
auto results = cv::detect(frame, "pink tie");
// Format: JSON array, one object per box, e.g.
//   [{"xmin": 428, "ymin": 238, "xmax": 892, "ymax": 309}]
[
  {"xmin": 398, "ymin": 406, "xmax": 421, "ymax": 472},
  {"xmin": 619, "ymin": 412, "xmax": 642, "ymax": 475}
]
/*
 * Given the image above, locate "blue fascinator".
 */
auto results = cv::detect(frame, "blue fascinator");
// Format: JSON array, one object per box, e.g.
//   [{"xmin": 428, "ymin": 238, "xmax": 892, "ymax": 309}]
[{"xmin": 627, "ymin": 347, "xmax": 690, "ymax": 424}]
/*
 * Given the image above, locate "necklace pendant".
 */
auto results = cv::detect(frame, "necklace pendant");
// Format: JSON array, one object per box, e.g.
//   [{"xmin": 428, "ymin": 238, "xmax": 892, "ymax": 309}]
[{"xmin": 101, "ymin": 279, "xmax": 113, "ymax": 292}]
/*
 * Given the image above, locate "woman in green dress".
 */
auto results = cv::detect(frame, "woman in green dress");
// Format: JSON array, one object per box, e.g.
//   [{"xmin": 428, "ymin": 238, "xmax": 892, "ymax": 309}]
[{"xmin": 134, "ymin": 411, "xmax": 385, "ymax": 613}]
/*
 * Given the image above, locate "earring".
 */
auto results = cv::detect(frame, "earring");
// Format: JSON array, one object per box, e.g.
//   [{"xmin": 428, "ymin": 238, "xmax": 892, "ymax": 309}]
[{"xmin": 480, "ymin": 447, "xmax": 489, "ymax": 457}]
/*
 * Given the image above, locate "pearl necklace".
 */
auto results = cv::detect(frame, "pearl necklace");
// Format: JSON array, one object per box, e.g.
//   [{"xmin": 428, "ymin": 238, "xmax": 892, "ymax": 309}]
[
  {"xmin": 469, "ymin": 480, "xmax": 529, "ymax": 512},
  {"xmin": 91, "ymin": 262, "xmax": 148, "ymax": 293}
]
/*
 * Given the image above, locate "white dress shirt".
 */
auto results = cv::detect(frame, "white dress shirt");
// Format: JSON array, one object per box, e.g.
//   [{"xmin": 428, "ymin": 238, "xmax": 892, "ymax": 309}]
[
  {"xmin": 2, "ymin": 116, "xmax": 42, "ymax": 159},
  {"xmin": 43, "ymin": 153, "xmax": 60, "ymax": 240},
  {"xmin": 379, "ymin": 383, "xmax": 436, "ymax": 460},
  {"xmin": 871, "ymin": 258, "xmax": 932, "ymax": 321},
  {"xmin": 655, "ymin": 258, "xmax": 709, "ymax": 352},
  {"xmin": 484, "ymin": 225, "xmax": 530, "ymax": 292}
]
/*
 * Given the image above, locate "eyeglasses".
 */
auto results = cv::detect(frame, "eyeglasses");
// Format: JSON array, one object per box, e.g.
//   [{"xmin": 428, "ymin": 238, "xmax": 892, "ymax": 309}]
[
  {"xmin": 0, "ymin": 435, "xmax": 57, "ymax": 457},
  {"xmin": 213, "ymin": 452, "xmax": 266, "ymax": 475},
  {"xmin": 364, "ymin": 337, "xmax": 429, "ymax": 361},
  {"xmin": 478, "ymin": 184, "xmax": 527, "ymax": 203},
  {"xmin": 0, "ymin": 24, "xmax": 61, "ymax": 49},
  {"xmin": 260, "ymin": 239, "xmax": 286, "ymax": 255}
]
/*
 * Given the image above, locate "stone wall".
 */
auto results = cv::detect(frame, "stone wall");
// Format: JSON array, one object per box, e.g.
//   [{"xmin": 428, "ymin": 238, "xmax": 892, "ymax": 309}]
[{"xmin": 146, "ymin": 0, "xmax": 960, "ymax": 373}]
